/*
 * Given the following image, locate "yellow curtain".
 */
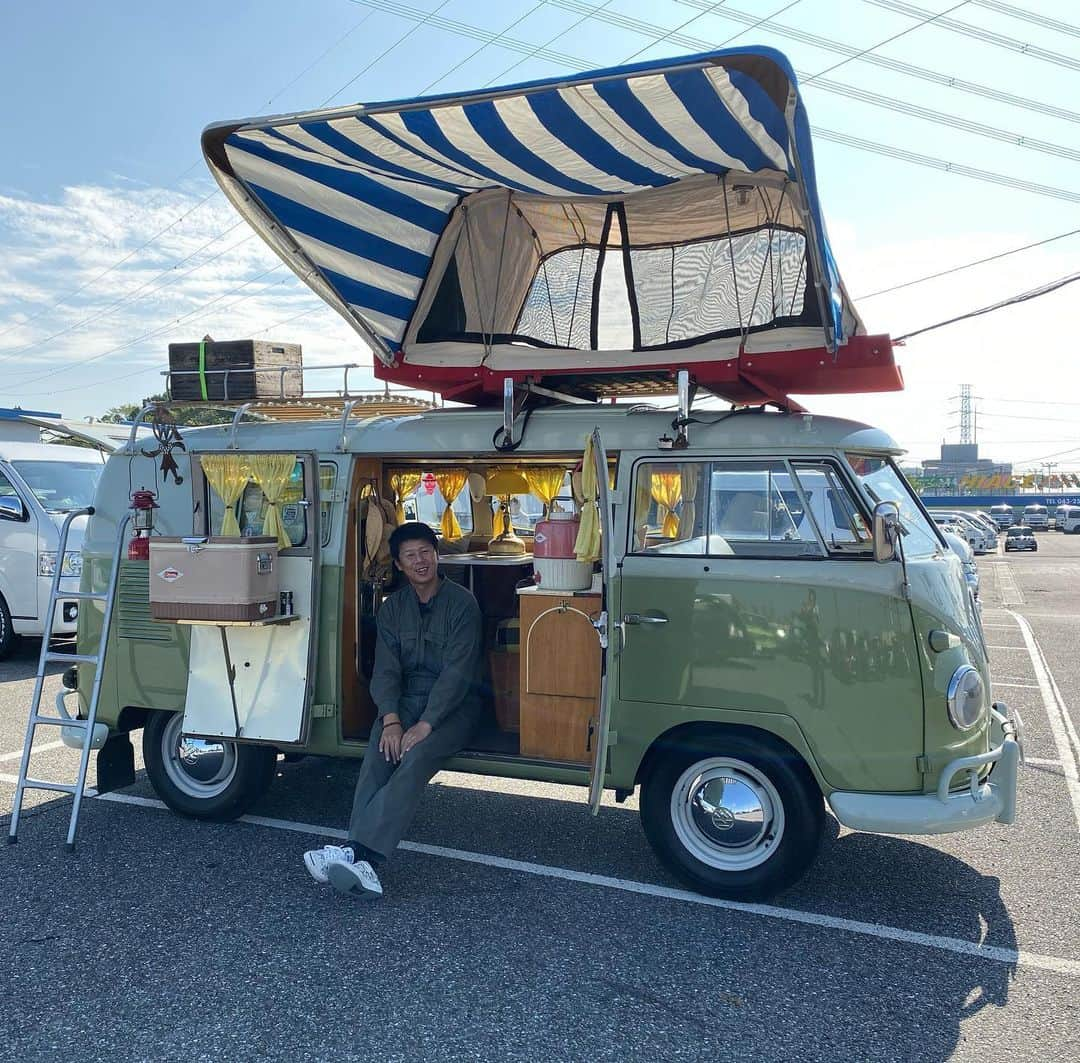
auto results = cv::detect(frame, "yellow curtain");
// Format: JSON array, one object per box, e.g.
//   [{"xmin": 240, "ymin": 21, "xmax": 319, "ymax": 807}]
[
  {"xmin": 574, "ymin": 436, "xmax": 601, "ymax": 562},
  {"xmin": 492, "ymin": 501, "xmax": 508, "ymax": 538},
  {"xmin": 247, "ymin": 454, "xmax": 297, "ymax": 550},
  {"xmin": 522, "ymin": 467, "xmax": 565, "ymax": 518},
  {"xmin": 651, "ymin": 470, "xmax": 683, "ymax": 538},
  {"xmin": 634, "ymin": 465, "xmax": 653, "ymax": 550},
  {"xmin": 677, "ymin": 463, "xmax": 701, "ymax": 538},
  {"xmin": 434, "ymin": 469, "xmax": 468, "ymax": 540},
  {"xmin": 389, "ymin": 470, "xmax": 423, "ymax": 524},
  {"xmin": 201, "ymin": 454, "xmax": 249, "ymax": 536}
]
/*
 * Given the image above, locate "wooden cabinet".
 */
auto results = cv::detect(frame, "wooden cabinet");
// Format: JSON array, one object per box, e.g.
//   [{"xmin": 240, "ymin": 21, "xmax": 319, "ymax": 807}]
[{"xmin": 518, "ymin": 591, "xmax": 601, "ymax": 764}]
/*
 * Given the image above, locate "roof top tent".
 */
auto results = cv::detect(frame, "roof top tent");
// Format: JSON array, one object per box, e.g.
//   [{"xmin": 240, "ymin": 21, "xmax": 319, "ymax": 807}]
[{"xmin": 201, "ymin": 47, "xmax": 901, "ymax": 408}]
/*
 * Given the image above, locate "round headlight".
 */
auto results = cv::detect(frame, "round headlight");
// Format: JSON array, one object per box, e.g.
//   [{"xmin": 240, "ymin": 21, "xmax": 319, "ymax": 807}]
[{"xmin": 947, "ymin": 666, "xmax": 985, "ymax": 730}]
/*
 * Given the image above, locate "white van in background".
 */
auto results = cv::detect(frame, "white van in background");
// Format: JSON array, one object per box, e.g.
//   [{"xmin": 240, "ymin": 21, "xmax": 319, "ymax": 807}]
[
  {"xmin": 0, "ymin": 442, "xmax": 106, "ymax": 658},
  {"xmin": 1022, "ymin": 504, "xmax": 1048, "ymax": 530},
  {"xmin": 1059, "ymin": 505, "xmax": 1080, "ymax": 534}
]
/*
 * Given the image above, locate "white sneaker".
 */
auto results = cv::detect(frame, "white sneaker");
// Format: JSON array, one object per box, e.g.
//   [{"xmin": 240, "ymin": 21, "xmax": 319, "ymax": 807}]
[
  {"xmin": 303, "ymin": 844, "xmax": 355, "ymax": 884},
  {"xmin": 327, "ymin": 859, "xmax": 384, "ymax": 899}
]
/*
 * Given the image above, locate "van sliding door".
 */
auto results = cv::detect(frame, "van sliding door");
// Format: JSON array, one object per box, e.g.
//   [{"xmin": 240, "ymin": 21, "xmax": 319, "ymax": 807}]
[{"xmin": 182, "ymin": 451, "xmax": 321, "ymax": 746}]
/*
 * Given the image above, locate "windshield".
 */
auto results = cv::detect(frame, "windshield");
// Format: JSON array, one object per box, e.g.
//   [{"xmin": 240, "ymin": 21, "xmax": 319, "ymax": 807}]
[
  {"xmin": 11, "ymin": 461, "xmax": 103, "ymax": 513},
  {"xmin": 846, "ymin": 454, "xmax": 943, "ymax": 559}
]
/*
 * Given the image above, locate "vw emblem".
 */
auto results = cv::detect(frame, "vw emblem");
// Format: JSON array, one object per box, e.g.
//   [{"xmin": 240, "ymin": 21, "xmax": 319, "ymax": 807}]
[{"xmin": 710, "ymin": 806, "xmax": 736, "ymax": 831}]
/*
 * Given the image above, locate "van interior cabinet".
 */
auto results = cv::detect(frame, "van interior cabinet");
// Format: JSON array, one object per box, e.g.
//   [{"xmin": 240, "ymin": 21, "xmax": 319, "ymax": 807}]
[{"xmin": 518, "ymin": 590, "xmax": 601, "ymax": 764}]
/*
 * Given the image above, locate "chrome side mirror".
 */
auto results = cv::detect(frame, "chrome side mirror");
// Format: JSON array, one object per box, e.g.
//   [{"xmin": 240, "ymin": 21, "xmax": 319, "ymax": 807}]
[
  {"xmin": 0, "ymin": 497, "xmax": 25, "ymax": 521},
  {"xmin": 872, "ymin": 500, "xmax": 900, "ymax": 563}
]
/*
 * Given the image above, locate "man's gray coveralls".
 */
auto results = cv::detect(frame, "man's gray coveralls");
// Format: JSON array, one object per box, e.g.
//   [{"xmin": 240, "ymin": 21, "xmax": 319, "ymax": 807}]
[{"xmin": 348, "ymin": 577, "xmax": 484, "ymax": 862}]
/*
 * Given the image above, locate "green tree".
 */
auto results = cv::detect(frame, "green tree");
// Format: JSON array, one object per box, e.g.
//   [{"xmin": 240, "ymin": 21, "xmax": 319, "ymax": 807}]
[{"xmin": 100, "ymin": 393, "xmax": 236, "ymax": 427}]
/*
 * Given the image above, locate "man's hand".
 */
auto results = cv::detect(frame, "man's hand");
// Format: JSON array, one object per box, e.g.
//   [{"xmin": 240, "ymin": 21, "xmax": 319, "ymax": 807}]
[
  {"xmin": 379, "ymin": 719, "xmax": 403, "ymax": 763},
  {"xmin": 401, "ymin": 720, "xmax": 432, "ymax": 755}
]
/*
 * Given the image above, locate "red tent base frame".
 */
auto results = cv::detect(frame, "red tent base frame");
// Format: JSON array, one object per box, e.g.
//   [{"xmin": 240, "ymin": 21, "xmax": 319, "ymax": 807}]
[{"xmin": 374, "ymin": 334, "xmax": 902, "ymax": 410}]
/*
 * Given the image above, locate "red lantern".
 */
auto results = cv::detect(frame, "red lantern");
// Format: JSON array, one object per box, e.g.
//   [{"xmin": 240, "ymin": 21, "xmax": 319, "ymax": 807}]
[
  {"xmin": 422, "ymin": 472, "xmax": 437, "ymax": 496},
  {"xmin": 128, "ymin": 490, "xmax": 159, "ymax": 560}
]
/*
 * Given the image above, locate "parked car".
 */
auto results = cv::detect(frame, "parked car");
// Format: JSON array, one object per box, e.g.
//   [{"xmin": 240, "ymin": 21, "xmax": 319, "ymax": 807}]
[
  {"xmin": 1059, "ymin": 505, "xmax": 1080, "ymax": 534},
  {"xmin": 942, "ymin": 530, "xmax": 979, "ymax": 597},
  {"xmin": 0, "ymin": 442, "xmax": 106, "ymax": 658},
  {"xmin": 990, "ymin": 504, "xmax": 1017, "ymax": 529},
  {"xmin": 1004, "ymin": 526, "xmax": 1038, "ymax": 552},
  {"xmin": 1022, "ymin": 504, "xmax": 1048, "ymax": 530}
]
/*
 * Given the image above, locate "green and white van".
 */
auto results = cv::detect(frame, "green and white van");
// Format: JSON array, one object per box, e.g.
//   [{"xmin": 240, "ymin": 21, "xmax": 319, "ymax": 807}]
[{"xmin": 71, "ymin": 404, "xmax": 1022, "ymax": 900}]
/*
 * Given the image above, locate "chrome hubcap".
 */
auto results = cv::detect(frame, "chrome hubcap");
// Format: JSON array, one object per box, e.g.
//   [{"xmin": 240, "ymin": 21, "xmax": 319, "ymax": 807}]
[
  {"xmin": 161, "ymin": 714, "xmax": 238, "ymax": 799},
  {"xmin": 671, "ymin": 757, "xmax": 785, "ymax": 871}
]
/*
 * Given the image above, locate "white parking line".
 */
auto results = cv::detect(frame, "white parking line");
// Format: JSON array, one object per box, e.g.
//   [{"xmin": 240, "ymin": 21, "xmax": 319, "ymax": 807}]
[
  {"xmin": 986, "ymin": 645, "xmax": 1028, "ymax": 652},
  {"xmin": 995, "ymin": 682, "xmax": 1040, "ymax": 690},
  {"xmin": 1010, "ymin": 611, "xmax": 1080, "ymax": 834},
  {"xmin": 1026, "ymin": 758, "xmax": 1063, "ymax": 767},
  {"xmin": 3, "ymin": 778, "xmax": 1075, "ymax": 978},
  {"xmin": 0, "ymin": 740, "xmax": 64, "ymax": 763}
]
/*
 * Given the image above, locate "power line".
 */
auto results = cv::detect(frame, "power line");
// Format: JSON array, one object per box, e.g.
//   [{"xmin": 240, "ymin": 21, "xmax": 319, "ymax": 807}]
[
  {"xmin": 355, "ymin": 0, "xmax": 1080, "ymax": 202},
  {"xmin": 803, "ymin": 1, "xmax": 973, "ymax": 84},
  {"xmin": 419, "ymin": 2, "xmax": 549, "ymax": 96},
  {"xmin": 864, "ymin": 0, "xmax": 1080, "ymax": 74},
  {"xmin": 484, "ymin": 1, "xmax": 618, "ymax": 85},
  {"xmin": 3, "ymin": 266, "xmax": 288, "ymax": 395},
  {"xmin": 0, "ymin": 188, "xmax": 221, "ymax": 342},
  {"xmin": 967, "ymin": 0, "xmax": 1080, "ymax": 41},
  {"xmin": 857, "ymin": 229, "xmax": 1080, "ymax": 299},
  {"xmin": 0, "ymin": 224, "xmax": 252, "ymax": 364},
  {"xmin": 620, "ymin": 0, "xmax": 737, "ymax": 65},
  {"xmin": 895, "ymin": 271, "xmax": 1080, "ymax": 342},
  {"xmin": 0, "ymin": 11, "xmax": 391, "ymax": 346},
  {"xmin": 814, "ymin": 128, "xmax": 1080, "ymax": 203},
  {"xmin": 321, "ymin": 0, "xmax": 454, "ymax": 106},
  {"xmin": 667, "ymin": 0, "xmax": 1080, "ymax": 124}
]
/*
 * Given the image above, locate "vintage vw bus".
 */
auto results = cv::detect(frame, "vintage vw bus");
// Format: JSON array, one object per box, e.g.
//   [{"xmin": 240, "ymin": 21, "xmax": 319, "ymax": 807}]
[
  {"xmin": 49, "ymin": 44, "xmax": 1023, "ymax": 899},
  {"xmin": 69, "ymin": 404, "xmax": 1022, "ymax": 900}
]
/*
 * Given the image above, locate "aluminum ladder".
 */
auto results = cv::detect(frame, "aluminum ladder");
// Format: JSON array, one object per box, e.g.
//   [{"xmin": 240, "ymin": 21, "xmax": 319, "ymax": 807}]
[{"xmin": 7, "ymin": 507, "xmax": 130, "ymax": 850}]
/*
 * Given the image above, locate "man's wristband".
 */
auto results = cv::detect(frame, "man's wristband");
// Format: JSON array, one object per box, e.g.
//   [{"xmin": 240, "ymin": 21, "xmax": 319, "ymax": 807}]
[{"xmin": 382, "ymin": 720, "xmax": 402, "ymax": 730}]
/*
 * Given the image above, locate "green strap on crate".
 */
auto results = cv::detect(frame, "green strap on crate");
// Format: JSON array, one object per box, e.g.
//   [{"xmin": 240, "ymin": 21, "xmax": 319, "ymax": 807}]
[{"xmin": 198, "ymin": 340, "xmax": 209, "ymax": 400}]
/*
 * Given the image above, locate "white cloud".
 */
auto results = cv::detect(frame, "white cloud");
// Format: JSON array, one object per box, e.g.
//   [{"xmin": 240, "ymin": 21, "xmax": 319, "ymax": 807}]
[{"xmin": 0, "ymin": 180, "xmax": 1075, "ymax": 471}]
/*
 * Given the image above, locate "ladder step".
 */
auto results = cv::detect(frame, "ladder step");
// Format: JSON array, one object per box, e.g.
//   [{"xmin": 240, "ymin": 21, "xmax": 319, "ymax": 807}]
[
  {"xmin": 45, "ymin": 652, "xmax": 100, "ymax": 665},
  {"xmin": 54, "ymin": 590, "xmax": 107, "ymax": 601},
  {"xmin": 31, "ymin": 716, "xmax": 86, "ymax": 729},
  {"xmin": 22, "ymin": 779, "xmax": 78, "ymax": 795}
]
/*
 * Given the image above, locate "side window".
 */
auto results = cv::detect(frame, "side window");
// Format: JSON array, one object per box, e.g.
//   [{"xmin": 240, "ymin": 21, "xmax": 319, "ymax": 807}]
[
  {"xmin": 630, "ymin": 460, "xmax": 826, "ymax": 558},
  {"xmin": 631, "ymin": 462, "xmax": 708, "ymax": 553},
  {"xmin": 0, "ymin": 470, "xmax": 24, "ymax": 518},
  {"xmin": 789, "ymin": 463, "xmax": 870, "ymax": 552},
  {"xmin": 203, "ymin": 454, "xmax": 310, "ymax": 549},
  {"xmin": 319, "ymin": 462, "xmax": 337, "ymax": 547},
  {"xmin": 400, "ymin": 473, "xmax": 474, "ymax": 535},
  {"xmin": 707, "ymin": 462, "xmax": 821, "ymax": 557}
]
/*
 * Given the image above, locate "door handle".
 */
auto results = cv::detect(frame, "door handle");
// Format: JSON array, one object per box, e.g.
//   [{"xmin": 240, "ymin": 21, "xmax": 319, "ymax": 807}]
[{"xmin": 623, "ymin": 612, "xmax": 669, "ymax": 625}]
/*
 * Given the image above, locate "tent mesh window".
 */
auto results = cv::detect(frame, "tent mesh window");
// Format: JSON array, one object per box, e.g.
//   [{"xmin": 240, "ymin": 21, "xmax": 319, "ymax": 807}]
[
  {"xmin": 516, "ymin": 247, "xmax": 600, "ymax": 350},
  {"xmin": 630, "ymin": 228, "xmax": 809, "ymax": 348}
]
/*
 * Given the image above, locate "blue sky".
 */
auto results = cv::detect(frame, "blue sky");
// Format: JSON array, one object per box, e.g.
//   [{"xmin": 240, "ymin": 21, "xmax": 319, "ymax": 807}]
[{"xmin": 2, "ymin": 0, "xmax": 1078, "ymax": 466}]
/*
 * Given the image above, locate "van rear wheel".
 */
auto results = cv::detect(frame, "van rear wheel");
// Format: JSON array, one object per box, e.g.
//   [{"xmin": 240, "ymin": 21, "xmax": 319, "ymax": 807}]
[
  {"xmin": 143, "ymin": 710, "xmax": 276, "ymax": 820},
  {"xmin": 640, "ymin": 730, "xmax": 823, "ymax": 901}
]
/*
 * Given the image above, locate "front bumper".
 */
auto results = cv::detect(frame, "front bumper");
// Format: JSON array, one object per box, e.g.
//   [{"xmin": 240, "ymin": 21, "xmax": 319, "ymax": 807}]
[{"xmin": 829, "ymin": 704, "xmax": 1023, "ymax": 835}]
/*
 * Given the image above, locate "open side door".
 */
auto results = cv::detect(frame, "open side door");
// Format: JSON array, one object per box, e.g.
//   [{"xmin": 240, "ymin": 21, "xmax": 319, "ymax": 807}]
[
  {"xmin": 182, "ymin": 451, "xmax": 321, "ymax": 746},
  {"xmin": 587, "ymin": 429, "xmax": 615, "ymax": 815}
]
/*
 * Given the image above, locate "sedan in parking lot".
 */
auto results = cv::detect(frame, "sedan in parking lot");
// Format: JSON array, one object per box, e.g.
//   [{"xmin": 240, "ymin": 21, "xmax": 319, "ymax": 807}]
[{"xmin": 1004, "ymin": 526, "xmax": 1038, "ymax": 552}]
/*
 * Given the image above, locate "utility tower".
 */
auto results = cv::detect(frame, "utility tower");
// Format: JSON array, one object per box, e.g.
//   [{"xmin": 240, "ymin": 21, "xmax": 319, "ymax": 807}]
[{"xmin": 958, "ymin": 384, "xmax": 976, "ymax": 445}]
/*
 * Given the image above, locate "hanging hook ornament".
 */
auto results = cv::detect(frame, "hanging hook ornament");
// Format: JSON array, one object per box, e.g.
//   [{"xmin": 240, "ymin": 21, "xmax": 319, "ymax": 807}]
[{"xmin": 141, "ymin": 406, "xmax": 187, "ymax": 486}]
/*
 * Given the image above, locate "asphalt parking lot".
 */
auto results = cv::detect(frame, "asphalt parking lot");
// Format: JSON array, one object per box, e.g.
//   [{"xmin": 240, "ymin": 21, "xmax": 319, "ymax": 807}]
[{"xmin": 2, "ymin": 533, "xmax": 1079, "ymax": 1062}]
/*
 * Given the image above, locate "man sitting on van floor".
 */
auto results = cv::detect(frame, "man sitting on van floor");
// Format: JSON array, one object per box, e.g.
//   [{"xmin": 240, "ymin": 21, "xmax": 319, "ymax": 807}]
[{"xmin": 303, "ymin": 521, "xmax": 484, "ymax": 899}]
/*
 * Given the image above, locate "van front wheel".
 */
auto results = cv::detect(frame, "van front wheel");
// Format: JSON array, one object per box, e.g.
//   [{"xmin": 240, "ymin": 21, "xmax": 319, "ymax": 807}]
[
  {"xmin": 0, "ymin": 594, "xmax": 17, "ymax": 660},
  {"xmin": 640, "ymin": 732, "xmax": 823, "ymax": 901},
  {"xmin": 143, "ymin": 710, "xmax": 276, "ymax": 820}
]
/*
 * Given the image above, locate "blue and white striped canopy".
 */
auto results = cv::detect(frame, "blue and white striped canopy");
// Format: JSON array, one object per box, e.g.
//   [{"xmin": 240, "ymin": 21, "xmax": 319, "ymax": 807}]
[{"xmin": 203, "ymin": 47, "xmax": 856, "ymax": 379}]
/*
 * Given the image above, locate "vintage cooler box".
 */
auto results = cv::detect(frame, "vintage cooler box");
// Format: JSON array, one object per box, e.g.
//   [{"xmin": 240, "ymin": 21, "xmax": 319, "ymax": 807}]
[
  {"xmin": 150, "ymin": 537, "xmax": 280, "ymax": 622},
  {"xmin": 167, "ymin": 339, "xmax": 303, "ymax": 401}
]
